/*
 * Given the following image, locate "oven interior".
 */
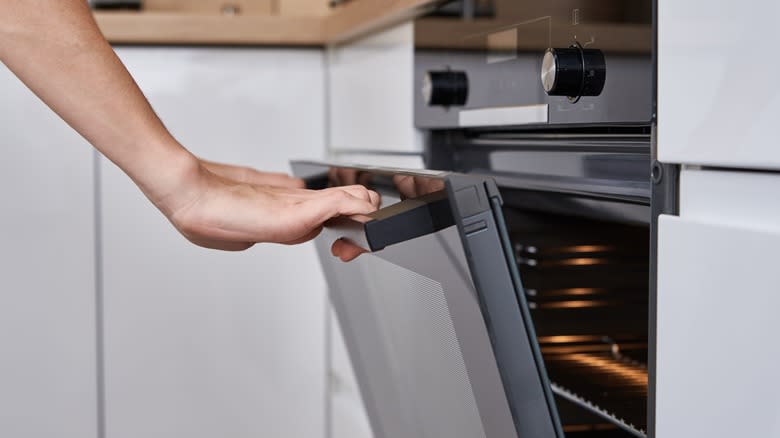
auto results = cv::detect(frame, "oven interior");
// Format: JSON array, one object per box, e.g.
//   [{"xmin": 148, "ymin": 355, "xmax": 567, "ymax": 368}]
[
  {"xmin": 508, "ymin": 209, "xmax": 648, "ymax": 437},
  {"xmin": 427, "ymin": 128, "xmax": 652, "ymax": 438}
]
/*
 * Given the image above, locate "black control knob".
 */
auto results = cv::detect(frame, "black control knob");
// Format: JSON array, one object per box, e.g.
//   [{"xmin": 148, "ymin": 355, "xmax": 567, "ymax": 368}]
[
  {"xmin": 422, "ymin": 71, "xmax": 468, "ymax": 107},
  {"xmin": 541, "ymin": 47, "xmax": 606, "ymax": 100}
]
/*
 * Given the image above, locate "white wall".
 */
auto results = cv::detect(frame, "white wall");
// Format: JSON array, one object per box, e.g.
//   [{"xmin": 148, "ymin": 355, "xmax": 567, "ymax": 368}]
[
  {"xmin": 100, "ymin": 47, "xmax": 328, "ymax": 438},
  {"xmin": 0, "ymin": 63, "xmax": 98, "ymax": 438}
]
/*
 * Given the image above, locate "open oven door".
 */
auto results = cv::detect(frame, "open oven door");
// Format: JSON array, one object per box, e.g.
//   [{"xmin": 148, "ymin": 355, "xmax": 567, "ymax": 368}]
[{"xmin": 292, "ymin": 161, "xmax": 564, "ymax": 438}]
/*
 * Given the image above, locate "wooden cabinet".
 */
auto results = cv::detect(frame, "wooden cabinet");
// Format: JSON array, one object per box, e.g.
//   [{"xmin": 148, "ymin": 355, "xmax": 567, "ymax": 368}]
[
  {"xmin": 0, "ymin": 64, "xmax": 99, "ymax": 438},
  {"xmin": 142, "ymin": 0, "xmax": 329, "ymax": 15},
  {"xmin": 143, "ymin": 0, "xmax": 274, "ymax": 15}
]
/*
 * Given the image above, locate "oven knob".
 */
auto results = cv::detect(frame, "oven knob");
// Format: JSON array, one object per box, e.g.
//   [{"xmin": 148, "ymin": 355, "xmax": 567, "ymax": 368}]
[
  {"xmin": 422, "ymin": 71, "xmax": 468, "ymax": 107},
  {"xmin": 541, "ymin": 47, "xmax": 606, "ymax": 99}
]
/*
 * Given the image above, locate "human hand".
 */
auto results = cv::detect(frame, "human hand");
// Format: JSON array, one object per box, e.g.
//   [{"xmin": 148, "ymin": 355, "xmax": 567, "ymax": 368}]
[
  {"xmin": 331, "ymin": 237, "xmax": 369, "ymax": 262},
  {"xmin": 155, "ymin": 158, "xmax": 380, "ymax": 252},
  {"xmin": 331, "ymin": 174, "xmax": 446, "ymax": 262},
  {"xmin": 327, "ymin": 167, "xmax": 376, "ymax": 262},
  {"xmin": 199, "ymin": 158, "xmax": 305, "ymax": 189}
]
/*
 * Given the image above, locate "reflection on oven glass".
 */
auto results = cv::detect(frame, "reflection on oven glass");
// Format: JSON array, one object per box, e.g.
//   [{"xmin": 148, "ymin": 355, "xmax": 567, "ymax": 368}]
[
  {"xmin": 325, "ymin": 165, "xmax": 446, "ymax": 202},
  {"xmin": 416, "ymin": 0, "xmax": 651, "ymax": 53}
]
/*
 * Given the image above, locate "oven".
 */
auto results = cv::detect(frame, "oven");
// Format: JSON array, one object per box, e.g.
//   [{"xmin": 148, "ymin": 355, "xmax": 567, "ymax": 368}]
[
  {"xmin": 293, "ymin": 136, "xmax": 655, "ymax": 438},
  {"xmin": 295, "ymin": 0, "xmax": 666, "ymax": 437},
  {"xmin": 425, "ymin": 129, "xmax": 656, "ymax": 438}
]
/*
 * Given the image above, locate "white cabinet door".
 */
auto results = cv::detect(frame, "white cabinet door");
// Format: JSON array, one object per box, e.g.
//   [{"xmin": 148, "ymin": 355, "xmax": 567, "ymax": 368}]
[
  {"xmin": 328, "ymin": 23, "xmax": 423, "ymax": 154},
  {"xmin": 101, "ymin": 47, "xmax": 327, "ymax": 438},
  {"xmin": 0, "ymin": 65, "xmax": 98, "ymax": 437},
  {"xmin": 658, "ymin": 0, "xmax": 780, "ymax": 169},
  {"xmin": 657, "ymin": 216, "xmax": 780, "ymax": 437},
  {"xmin": 658, "ymin": 169, "xmax": 780, "ymax": 437}
]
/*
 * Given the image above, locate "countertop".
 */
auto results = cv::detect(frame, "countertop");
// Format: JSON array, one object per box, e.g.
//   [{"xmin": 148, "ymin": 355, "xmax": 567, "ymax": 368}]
[{"xmin": 95, "ymin": 0, "xmax": 439, "ymax": 46}]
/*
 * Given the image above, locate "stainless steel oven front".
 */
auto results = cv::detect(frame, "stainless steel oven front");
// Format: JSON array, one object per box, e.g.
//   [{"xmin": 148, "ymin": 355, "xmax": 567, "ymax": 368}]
[{"xmin": 414, "ymin": 0, "xmax": 653, "ymax": 129}]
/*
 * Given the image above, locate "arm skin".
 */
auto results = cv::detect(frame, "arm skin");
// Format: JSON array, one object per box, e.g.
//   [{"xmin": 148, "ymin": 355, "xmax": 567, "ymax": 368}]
[{"xmin": 0, "ymin": 0, "xmax": 377, "ymax": 255}]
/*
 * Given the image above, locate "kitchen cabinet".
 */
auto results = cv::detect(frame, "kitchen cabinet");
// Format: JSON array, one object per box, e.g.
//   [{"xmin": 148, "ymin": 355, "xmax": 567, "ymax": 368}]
[
  {"xmin": 656, "ymin": 168, "xmax": 780, "ymax": 437},
  {"xmin": 327, "ymin": 23, "xmax": 423, "ymax": 154},
  {"xmin": 0, "ymin": 66, "xmax": 98, "ymax": 438},
  {"xmin": 658, "ymin": 3, "xmax": 780, "ymax": 431},
  {"xmin": 100, "ymin": 47, "xmax": 328, "ymax": 438},
  {"xmin": 657, "ymin": 216, "xmax": 780, "ymax": 437},
  {"xmin": 658, "ymin": 0, "xmax": 780, "ymax": 170},
  {"xmin": 94, "ymin": 0, "xmax": 436, "ymax": 46}
]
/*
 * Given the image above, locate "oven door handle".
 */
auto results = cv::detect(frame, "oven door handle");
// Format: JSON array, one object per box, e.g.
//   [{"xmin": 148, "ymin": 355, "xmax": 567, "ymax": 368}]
[{"xmin": 324, "ymin": 190, "xmax": 454, "ymax": 252}]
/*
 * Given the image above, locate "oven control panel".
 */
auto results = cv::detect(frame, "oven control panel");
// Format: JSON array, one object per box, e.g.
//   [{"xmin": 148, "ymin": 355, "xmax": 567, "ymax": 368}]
[{"xmin": 414, "ymin": 0, "xmax": 653, "ymax": 129}]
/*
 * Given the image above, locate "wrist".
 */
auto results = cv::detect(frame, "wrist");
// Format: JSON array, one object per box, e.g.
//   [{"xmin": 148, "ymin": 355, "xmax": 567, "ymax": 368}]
[{"xmin": 128, "ymin": 138, "xmax": 204, "ymax": 218}]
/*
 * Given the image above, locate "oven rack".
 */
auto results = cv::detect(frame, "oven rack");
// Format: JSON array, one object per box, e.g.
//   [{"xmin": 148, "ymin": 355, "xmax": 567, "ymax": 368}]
[{"xmin": 550, "ymin": 382, "xmax": 646, "ymax": 438}]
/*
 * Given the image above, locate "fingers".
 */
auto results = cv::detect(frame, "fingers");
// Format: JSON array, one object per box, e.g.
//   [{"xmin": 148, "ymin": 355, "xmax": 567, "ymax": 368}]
[
  {"xmin": 169, "ymin": 167, "xmax": 380, "ymax": 252},
  {"xmin": 367, "ymin": 189, "xmax": 380, "ymax": 207},
  {"xmin": 282, "ymin": 226, "xmax": 323, "ymax": 245},
  {"xmin": 331, "ymin": 238, "xmax": 368, "ymax": 262},
  {"xmin": 323, "ymin": 189, "xmax": 378, "ymax": 217},
  {"xmin": 324, "ymin": 185, "xmax": 381, "ymax": 208}
]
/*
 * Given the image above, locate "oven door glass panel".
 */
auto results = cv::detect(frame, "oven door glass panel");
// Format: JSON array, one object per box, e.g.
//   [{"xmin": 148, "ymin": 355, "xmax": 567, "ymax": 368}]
[{"xmin": 292, "ymin": 161, "xmax": 562, "ymax": 438}]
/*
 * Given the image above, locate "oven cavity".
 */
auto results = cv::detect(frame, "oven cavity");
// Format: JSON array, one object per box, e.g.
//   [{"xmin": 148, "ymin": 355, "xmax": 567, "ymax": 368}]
[{"xmin": 509, "ymin": 210, "xmax": 649, "ymax": 437}]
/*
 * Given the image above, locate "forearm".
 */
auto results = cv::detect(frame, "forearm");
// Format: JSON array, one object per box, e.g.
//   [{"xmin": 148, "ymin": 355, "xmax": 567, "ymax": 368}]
[
  {"xmin": 0, "ymin": 0, "xmax": 197, "ymax": 212},
  {"xmin": 0, "ymin": 1, "xmax": 379, "ymax": 254}
]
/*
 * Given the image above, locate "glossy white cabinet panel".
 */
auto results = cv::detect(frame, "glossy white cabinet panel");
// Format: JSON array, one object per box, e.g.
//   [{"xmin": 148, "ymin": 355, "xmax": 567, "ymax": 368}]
[
  {"xmin": 657, "ymin": 215, "xmax": 780, "ymax": 437},
  {"xmin": 679, "ymin": 168, "xmax": 780, "ymax": 233},
  {"xmin": 328, "ymin": 23, "xmax": 423, "ymax": 153},
  {"xmin": 658, "ymin": 0, "xmax": 780, "ymax": 169},
  {"xmin": 0, "ymin": 65, "xmax": 98, "ymax": 437},
  {"xmin": 102, "ymin": 48, "xmax": 327, "ymax": 438}
]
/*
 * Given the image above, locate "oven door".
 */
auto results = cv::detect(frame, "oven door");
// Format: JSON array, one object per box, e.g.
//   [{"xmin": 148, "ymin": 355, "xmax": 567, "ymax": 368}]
[{"xmin": 292, "ymin": 161, "xmax": 563, "ymax": 438}]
